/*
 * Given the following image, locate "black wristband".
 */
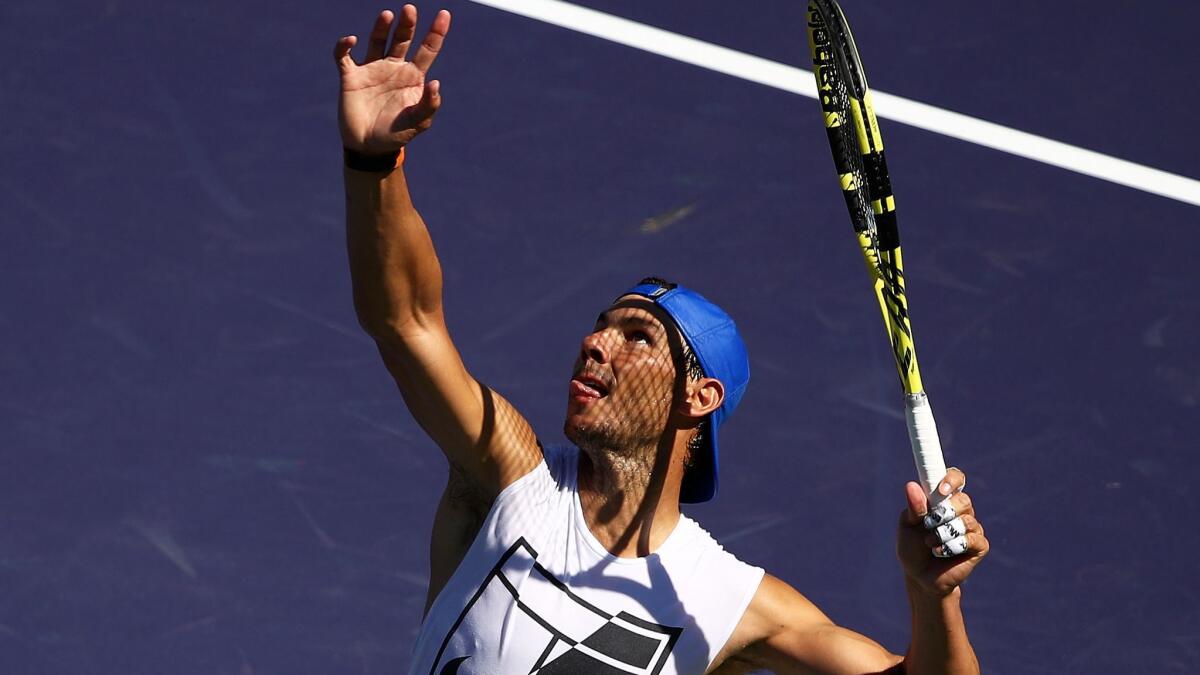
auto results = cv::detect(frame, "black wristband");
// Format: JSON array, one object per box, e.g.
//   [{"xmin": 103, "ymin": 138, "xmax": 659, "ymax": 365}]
[{"xmin": 344, "ymin": 147, "xmax": 401, "ymax": 172}]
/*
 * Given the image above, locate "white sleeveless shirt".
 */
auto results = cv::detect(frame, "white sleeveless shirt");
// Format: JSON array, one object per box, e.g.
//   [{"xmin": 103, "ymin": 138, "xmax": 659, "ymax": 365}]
[{"xmin": 408, "ymin": 445, "xmax": 764, "ymax": 675}]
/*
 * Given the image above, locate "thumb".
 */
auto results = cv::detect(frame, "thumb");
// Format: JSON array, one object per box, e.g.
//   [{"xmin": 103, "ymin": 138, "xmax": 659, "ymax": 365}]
[
  {"xmin": 414, "ymin": 79, "xmax": 441, "ymax": 118},
  {"xmin": 401, "ymin": 80, "xmax": 441, "ymax": 135},
  {"xmin": 903, "ymin": 481, "xmax": 928, "ymax": 525}
]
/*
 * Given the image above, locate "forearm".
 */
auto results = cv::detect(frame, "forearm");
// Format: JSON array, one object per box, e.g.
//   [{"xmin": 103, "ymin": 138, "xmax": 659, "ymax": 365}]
[
  {"xmin": 902, "ymin": 585, "xmax": 979, "ymax": 675},
  {"xmin": 344, "ymin": 162, "xmax": 444, "ymax": 339}
]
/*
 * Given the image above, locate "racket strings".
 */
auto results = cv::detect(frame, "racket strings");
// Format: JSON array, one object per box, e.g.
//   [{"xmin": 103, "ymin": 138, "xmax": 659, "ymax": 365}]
[{"xmin": 810, "ymin": 8, "xmax": 881, "ymax": 273}]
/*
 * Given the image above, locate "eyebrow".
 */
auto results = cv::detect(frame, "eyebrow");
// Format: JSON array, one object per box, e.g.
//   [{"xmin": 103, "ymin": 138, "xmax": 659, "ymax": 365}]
[{"xmin": 596, "ymin": 311, "xmax": 664, "ymax": 334}]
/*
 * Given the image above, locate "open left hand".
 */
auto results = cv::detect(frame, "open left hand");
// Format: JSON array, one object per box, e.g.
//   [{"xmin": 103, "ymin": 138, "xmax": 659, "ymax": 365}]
[
  {"xmin": 333, "ymin": 5, "xmax": 451, "ymax": 153},
  {"xmin": 896, "ymin": 467, "xmax": 989, "ymax": 596}
]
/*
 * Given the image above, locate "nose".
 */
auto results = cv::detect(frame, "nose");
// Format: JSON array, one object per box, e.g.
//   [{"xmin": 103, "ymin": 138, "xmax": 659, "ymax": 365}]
[{"xmin": 580, "ymin": 329, "xmax": 611, "ymax": 364}]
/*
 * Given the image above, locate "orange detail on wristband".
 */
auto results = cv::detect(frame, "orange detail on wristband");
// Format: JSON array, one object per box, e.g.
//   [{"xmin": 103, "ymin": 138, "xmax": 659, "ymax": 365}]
[{"xmin": 343, "ymin": 147, "xmax": 405, "ymax": 172}]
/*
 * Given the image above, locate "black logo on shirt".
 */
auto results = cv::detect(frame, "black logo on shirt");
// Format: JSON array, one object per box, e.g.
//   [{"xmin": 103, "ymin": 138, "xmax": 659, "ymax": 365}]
[
  {"xmin": 428, "ymin": 538, "xmax": 682, "ymax": 675},
  {"xmin": 438, "ymin": 656, "xmax": 471, "ymax": 674}
]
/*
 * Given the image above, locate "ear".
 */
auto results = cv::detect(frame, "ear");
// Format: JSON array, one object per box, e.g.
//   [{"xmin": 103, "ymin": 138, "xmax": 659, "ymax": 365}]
[{"xmin": 681, "ymin": 377, "xmax": 724, "ymax": 419}]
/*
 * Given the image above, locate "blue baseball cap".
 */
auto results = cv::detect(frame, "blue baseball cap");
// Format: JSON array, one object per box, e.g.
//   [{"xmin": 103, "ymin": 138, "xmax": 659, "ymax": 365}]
[{"xmin": 621, "ymin": 281, "xmax": 750, "ymax": 503}]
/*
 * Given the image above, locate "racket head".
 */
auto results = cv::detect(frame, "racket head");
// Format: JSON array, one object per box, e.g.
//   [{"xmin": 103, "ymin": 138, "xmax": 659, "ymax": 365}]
[
  {"xmin": 807, "ymin": 2, "xmax": 877, "ymax": 246},
  {"xmin": 807, "ymin": 0, "xmax": 921, "ymax": 394}
]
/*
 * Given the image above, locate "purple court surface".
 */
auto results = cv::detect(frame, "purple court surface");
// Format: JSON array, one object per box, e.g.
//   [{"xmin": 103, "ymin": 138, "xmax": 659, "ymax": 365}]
[{"xmin": 4, "ymin": 1, "xmax": 1199, "ymax": 673}]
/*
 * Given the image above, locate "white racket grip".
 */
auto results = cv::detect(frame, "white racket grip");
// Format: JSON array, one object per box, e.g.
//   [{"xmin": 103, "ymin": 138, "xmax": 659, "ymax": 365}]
[{"xmin": 904, "ymin": 392, "xmax": 948, "ymax": 502}]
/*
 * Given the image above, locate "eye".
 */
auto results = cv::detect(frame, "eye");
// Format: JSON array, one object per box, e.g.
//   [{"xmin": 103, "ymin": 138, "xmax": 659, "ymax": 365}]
[{"xmin": 628, "ymin": 330, "xmax": 652, "ymax": 345}]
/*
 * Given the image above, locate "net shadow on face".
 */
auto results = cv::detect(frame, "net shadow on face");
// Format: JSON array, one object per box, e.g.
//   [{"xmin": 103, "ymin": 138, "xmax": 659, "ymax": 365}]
[{"xmin": 566, "ymin": 298, "xmax": 702, "ymax": 454}]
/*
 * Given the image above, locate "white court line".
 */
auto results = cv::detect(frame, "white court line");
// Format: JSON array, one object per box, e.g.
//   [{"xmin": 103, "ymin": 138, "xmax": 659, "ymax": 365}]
[{"xmin": 468, "ymin": 0, "xmax": 1200, "ymax": 208}]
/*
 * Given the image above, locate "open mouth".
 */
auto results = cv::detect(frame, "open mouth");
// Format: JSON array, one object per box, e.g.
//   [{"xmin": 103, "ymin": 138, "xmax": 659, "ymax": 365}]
[{"xmin": 569, "ymin": 374, "xmax": 609, "ymax": 400}]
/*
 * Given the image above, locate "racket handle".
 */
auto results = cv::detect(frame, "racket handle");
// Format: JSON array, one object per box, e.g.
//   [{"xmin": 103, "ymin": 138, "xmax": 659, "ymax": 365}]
[{"xmin": 904, "ymin": 391, "xmax": 948, "ymax": 503}]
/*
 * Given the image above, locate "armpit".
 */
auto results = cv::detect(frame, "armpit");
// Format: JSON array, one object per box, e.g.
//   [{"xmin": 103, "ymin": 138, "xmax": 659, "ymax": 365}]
[{"xmin": 445, "ymin": 459, "xmax": 491, "ymax": 518}]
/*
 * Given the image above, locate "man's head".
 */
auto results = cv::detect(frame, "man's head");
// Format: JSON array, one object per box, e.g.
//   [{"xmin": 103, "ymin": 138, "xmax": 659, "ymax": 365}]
[{"xmin": 564, "ymin": 278, "xmax": 750, "ymax": 503}]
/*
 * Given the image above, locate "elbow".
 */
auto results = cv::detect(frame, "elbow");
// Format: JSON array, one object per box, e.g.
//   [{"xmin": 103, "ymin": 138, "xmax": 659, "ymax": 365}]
[
  {"xmin": 354, "ymin": 312, "xmax": 394, "ymax": 343},
  {"xmin": 354, "ymin": 302, "xmax": 443, "ymax": 347},
  {"xmin": 351, "ymin": 291, "xmax": 390, "ymax": 339},
  {"xmin": 349, "ymin": 275, "xmax": 445, "ymax": 345}
]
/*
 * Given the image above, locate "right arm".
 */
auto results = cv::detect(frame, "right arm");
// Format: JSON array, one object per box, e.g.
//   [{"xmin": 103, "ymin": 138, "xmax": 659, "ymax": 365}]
[{"xmin": 336, "ymin": 7, "xmax": 542, "ymax": 501}]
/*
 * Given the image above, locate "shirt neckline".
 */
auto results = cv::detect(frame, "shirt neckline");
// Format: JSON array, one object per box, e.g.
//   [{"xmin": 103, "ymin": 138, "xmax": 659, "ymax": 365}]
[{"xmin": 570, "ymin": 455, "xmax": 692, "ymax": 565}]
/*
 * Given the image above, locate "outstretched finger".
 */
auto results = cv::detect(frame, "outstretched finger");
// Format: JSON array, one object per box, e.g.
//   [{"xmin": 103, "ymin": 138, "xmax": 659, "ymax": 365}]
[
  {"xmin": 388, "ymin": 4, "xmax": 419, "ymax": 60},
  {"xmin": 334, "ymin": 35, "xmax": 358, "ymax": 72},
  {"xmin": 365, "ymin": 10, "xmax": 394, "ymax": 62},
  {"xmin": 411, "ymin": 9, "xmax": 451, "ymax": 72}
]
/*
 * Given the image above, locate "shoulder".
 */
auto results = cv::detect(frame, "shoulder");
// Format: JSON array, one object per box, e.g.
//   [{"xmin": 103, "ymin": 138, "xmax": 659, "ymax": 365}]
[
  {"xmin": 708, "ymin": 574, "xmax": 903, "ymax": 674},
  {"xmin": 533, "ymin": 443, "xmax": 582, "ymax": 494},
  {"xmin": 677, "ymin": 517, "xmax": 765, "ymax": 587},
  {"xmin": 441, "ymin": 444, "xmax": 555, "ymax": 526},
  {"xmin": 483, "ymin": 443, "xmax": 578, "ymax": 515},
  {"xmin": 539, "ymin": 443, "xmax": 575, "ymax": 477}
]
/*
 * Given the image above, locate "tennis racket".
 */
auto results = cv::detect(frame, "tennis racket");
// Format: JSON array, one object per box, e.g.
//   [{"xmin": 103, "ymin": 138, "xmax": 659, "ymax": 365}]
[{"xmin": 806, "ymin": 0, "xmax": 948, "ymax": 502}]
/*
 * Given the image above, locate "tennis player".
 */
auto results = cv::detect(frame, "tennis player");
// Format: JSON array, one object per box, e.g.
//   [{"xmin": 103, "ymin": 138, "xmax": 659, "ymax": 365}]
[{"xmin": 335, "ymin": 7, "xmax": 988, "ymax": 674}]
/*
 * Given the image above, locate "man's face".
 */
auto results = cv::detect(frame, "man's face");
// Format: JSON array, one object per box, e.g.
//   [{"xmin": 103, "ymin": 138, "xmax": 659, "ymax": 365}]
[{"xmin": 564, "ymin": 298, "xmax": 683, "ymax": 453}]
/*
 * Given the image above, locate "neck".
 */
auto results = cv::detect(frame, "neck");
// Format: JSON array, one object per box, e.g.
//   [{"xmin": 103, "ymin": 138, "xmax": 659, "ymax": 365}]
[{"xmin": 577, "ymin": 433, "xmax": 686, "ymax": 558}]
